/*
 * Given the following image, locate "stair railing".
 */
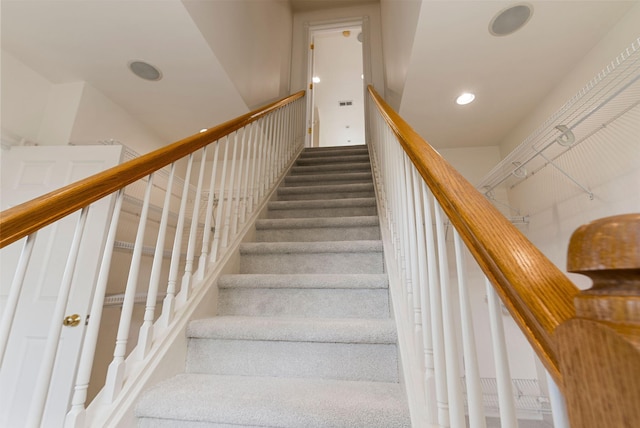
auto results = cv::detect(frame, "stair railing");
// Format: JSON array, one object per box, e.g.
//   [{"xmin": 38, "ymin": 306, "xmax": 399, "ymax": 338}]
[
  {"xmin": 366, "ymin": 84, "xmax": 639, "ymax": 427},
  {"xmin": 0, "ymin": 90, "xmax": 305, "ymax": 427}
]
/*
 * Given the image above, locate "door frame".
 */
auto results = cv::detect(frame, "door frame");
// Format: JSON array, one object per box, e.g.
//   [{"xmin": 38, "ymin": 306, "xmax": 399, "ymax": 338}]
[{"xmin": 304, "ymin": 16, "xmax": 372, "ymax": 147}]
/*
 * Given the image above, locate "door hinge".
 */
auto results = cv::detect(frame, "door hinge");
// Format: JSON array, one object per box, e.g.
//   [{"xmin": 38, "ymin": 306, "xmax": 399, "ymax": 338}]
[
  {"xmin": 308, "ymin": 128, "xmax": 312, "ymax": 134},
  {"xmin": 310, "ymin": 43, "xmax": 314, "ymax": 50},
  {"xmin": 309, "ymin": 83, "xmax": 313, "ymax": 90}
]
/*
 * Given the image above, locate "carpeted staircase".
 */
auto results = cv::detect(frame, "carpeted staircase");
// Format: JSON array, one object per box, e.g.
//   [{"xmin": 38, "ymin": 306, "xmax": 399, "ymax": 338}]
[{"xmin": 135, "ymin": 145, "xmax": 411, "ymax": 427}]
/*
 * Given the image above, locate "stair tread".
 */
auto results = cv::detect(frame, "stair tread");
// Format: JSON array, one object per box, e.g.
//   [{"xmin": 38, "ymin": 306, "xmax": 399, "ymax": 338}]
[
  {"xmin": 240, "ymin": 240, "xmax": 382, "ymax": 254},
  {"xmin": 256, "ymin": 216, "xmax": 378, "ymax": 229},
  {"xmin": 187, "ymin": 316, "xmax": 397, "ymax": 343},
  {"xmin": 218, "ymin": 273, "xmax": 388, "ymax": 289},
  {"xmin": 136, "ymin": 374, "xmax": 410, "ymax": 428}
]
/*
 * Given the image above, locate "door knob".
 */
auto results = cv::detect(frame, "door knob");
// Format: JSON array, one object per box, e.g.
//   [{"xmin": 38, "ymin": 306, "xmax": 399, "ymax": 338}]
[{"xmin": 63, "ymin": 314, "xmax": 81, "ymax": 327}]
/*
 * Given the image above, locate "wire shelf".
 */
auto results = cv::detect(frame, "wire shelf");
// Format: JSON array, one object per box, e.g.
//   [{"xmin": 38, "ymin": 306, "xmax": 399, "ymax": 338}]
[{"xmin": 478, "ymin": 37, "xmax": 640, "ymax": 203}]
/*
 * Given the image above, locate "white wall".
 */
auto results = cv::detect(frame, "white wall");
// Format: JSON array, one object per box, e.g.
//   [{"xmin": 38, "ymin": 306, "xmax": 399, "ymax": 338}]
[
  {"xmin": 497, "ymin": 3, "xmax": 640, "ymax": 286},
  {"xmin": 379, "ymin": 0, "xmax": 422, "ymax": 111},
  {"xmin": 70, "ymin": 83, "xmax": 166, "ymax": 155},
  {"xmin": 183, "ymin": 0, "xmax": 293, "ymax": 109},
  {"xmin": 2, "ymin": 50, "xmax": 167, "ymax": 155},
  {"xmin": 1, "ymin": 50, "xmax": 52, "ymax": 145},
  {"xmin": 499, "ymin": 2, "xmax": 640, "ymax": 157}
]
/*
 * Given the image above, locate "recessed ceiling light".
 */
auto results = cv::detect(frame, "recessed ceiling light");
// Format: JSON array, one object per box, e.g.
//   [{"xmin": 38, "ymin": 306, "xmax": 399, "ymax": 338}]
[
  {"xmin": 489, "ymin": 3, "xmax": 533, "ymax": 37},
  {"xmin": 312, "ymin": 76, "xmax": 321, "ymax": 83},
  {"xmin": 456, "ymin": 92, "xmax": 476, "ymax": 105},
  {"xmin": 129, "ymin": 60, "xmax": 162, "ymax": 81}
]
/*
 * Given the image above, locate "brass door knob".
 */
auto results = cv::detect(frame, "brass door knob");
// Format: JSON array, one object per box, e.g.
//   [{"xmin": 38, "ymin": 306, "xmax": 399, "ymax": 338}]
[{"xmin": 63, "ymin": 314, "xmax": 81, "ymax": 327}]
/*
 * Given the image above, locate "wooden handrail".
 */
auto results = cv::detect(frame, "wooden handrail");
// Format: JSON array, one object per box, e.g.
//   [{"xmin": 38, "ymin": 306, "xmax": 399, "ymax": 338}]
[
  {"xmin": 0, "ymin": 91, "xmax": 305, "ymax": 249},
  {"xmin": 368, "ymin": 85, "xmax": 579, "ymax": 387}
]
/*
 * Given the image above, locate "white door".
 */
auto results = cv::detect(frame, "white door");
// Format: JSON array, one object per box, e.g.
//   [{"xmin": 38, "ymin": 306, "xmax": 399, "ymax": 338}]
[{"xmin": 0, "ymin": 145, "xmax": 123, "ymax": 428}]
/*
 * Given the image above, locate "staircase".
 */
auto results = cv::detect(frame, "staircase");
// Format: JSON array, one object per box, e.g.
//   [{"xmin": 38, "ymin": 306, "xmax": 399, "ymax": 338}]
[{"xmin": 135, "ymin": 145, "xmax": 411, "ymax": 427}]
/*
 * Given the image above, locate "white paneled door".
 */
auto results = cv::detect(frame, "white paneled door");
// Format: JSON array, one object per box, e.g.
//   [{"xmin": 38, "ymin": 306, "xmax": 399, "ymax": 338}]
[{"xmin": 0, "ymin": 145, "xmax": 122, "ymax": 428}]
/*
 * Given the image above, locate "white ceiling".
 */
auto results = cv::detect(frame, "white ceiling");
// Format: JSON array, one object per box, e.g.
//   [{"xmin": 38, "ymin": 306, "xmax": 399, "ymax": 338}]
[
  {"xmin": 1, "ymin": 0, "xmax": 637, "ymax": 150},
  {"xmin": 399, "ymin": 0, "xmax": 636, "ymax": 149}
]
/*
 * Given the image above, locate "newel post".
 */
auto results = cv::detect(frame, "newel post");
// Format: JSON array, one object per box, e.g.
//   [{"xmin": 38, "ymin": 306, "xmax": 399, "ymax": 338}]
[{"xmin": 555, "ymin": 213, "xmax": 640, "ymax": 428}]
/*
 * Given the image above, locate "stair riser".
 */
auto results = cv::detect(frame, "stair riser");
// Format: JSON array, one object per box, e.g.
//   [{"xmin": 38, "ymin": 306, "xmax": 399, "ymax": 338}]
[
  {"xmin": 295, "ymin": 155, "xmax": 370, "ymax": 166},
  {"xmin": 218, "ymin": 288, "xmax": 389, "ymax": 318},
  {"xmin": 239, "ymin": 251, "xmax": 384, "ymax": 274},
  {"xmin": 290, "ymin": 164, "xmax": 371, "ymax": 175},
  {"xmin": 277, "ymin": 191, "xmax": 375, "ymax": 201},
  {"xmin": 186, "ymin": 340, "xmax": 398, "ymax": 382},
  {"xmin": 139, "ymin": 420, "xmax": 255, "ymax": 428},
  {"xmin": 267, "ymin": 206, "xmax": 377, "ymax": 218},
  {"xmin": 299, "ymin": 149, "xmax": 369, "ymax": 158},
  {"xmin": 255, "ymin": 226, "xmax": 380, "ymax": 242},
  {"xmin": 283, "ymin": 177, "xmax": 372, "ymax": 187}
]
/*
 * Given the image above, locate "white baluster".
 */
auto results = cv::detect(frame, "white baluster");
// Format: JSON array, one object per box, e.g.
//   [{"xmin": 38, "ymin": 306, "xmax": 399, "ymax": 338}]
[
  {"xmin": 138, "ymin": 165, "xmax": 176, "ymax": 359},
  {"xmin": 160, "ymin": 154, "xmax": 193, "ymax": 326},
  {"xmin": 103, "ymin": 174, "xmax": 154, "ymax": 402},
  {"xmin": 27, "ymin": 207, "xmax": 90, "ymax": 428},
  {"xmin": 65, "ymin": 190, "xmax": 124, "ymax": 427},
  {"xmin": 221, "ymin": 132, "xmax": 240, "ymax": 248},
  {"xmin": 241, "ymin": 123, "xmax": 255, "ymax": 222},
  {"xmin": 403, "ymin": 156, "xmax": 422, "ymax": 343},
  {"xmin": 256, "ymin": 118, "xmax": 268, "ymax": 200},
  {"xmin": 231, "ymin": 129, "xmax": 247, "ymax": 236},
  {"xmin": 454, "ymin": 230, "xmax": 486, "ymax": 428},
  {"xmin": 546, "ymin": 371, "xmax": 570, "ymax": 428},
  {"xmin": 0, "ymin": 232, "xmax": 37, "ymax": 365},
  {"xmin": 180, "ymin": 147, "xmax": 208, "ymax": 300},
  {"xmin": 246, "ymin": 123, "xmax": 259, "ymax": 214},
  {"xmin": 412, "ymin": 169, "xmax": 437, "ymax": 424},
  {"xmin": 422, "ymin": 189, "xmax": 450, "ymax": 426},
  {"xmin": 267, "ymin": 113, "xmax": 276, "ymax": 186},
  {"xmin": 210, "ymin": 137, "xmax": 230, "ymax": 263},
  {"xmin": 485, "ymin": 278, "xmax": 519, "ymax": 428},
  {"xmin": 198, "ymin": 144, "xmax": 220, "ymax": 280}
]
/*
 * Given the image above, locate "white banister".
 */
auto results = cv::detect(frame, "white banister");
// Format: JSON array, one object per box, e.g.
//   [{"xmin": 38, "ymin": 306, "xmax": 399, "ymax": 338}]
[
  {"xmin": 434, "ymin": 203, "xmax": 466, "ymax": 428},
  {"xmin": 65, "ymin": 190, "xmax": 124, "ymax": 427},
  {"xmin": 240, "ymin": 124, "xmax": 254, "ymax": 225},
  {"xmin": 221, "ymin": 132, "xmax": 239, "ymax": 249},
  {"xmin": 412, "ymin": 169, "xmax": 437, "ymax": 425},
  {"xmin": 198, "ymin": 145, "xmax": 220, "ymax": 280},
  {"xmin": 485, "ymin": 278, "xmax": 519, "ymax": 428},
  {"xmin": 0, "ymin": 232, "xmax": 37, "ymax": 364},
  {"xmin": 181, "ymin": 147, "xmax": 208, "ymax": 300},
  {"xmin": 138, "ymin": 164, "xmax": 176, "ymax": 359},
  {"xmin": 546, "ymin": 371, "xmax": 570, "ymax": 428},
  {"xmin": 210, "ymin": 136, "xmax": 231, "ymax": 264},
  {"xmin": 454, "ymin": 230, "xmax": 486, "ymax": 428},
  {"xmin": 103, "ymin": 174, "xmax": 154, "ymax": 402},
  {"xmin": 27, "ymin": 207, "xmax": 90, "ymax": 427},
  {"xmin": 232, "ymin": 128, "xmax": 247, "ymax": 236}
]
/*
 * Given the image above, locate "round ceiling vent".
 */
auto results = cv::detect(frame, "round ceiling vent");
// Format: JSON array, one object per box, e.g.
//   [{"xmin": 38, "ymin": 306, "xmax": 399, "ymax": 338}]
[
  {"xmin": 489, "ymin": 3, "xmax": 533, "ymax": 37},
  {"xmin": 129, "ymin": 60, "xmax": 162, "ymax": 81}
]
